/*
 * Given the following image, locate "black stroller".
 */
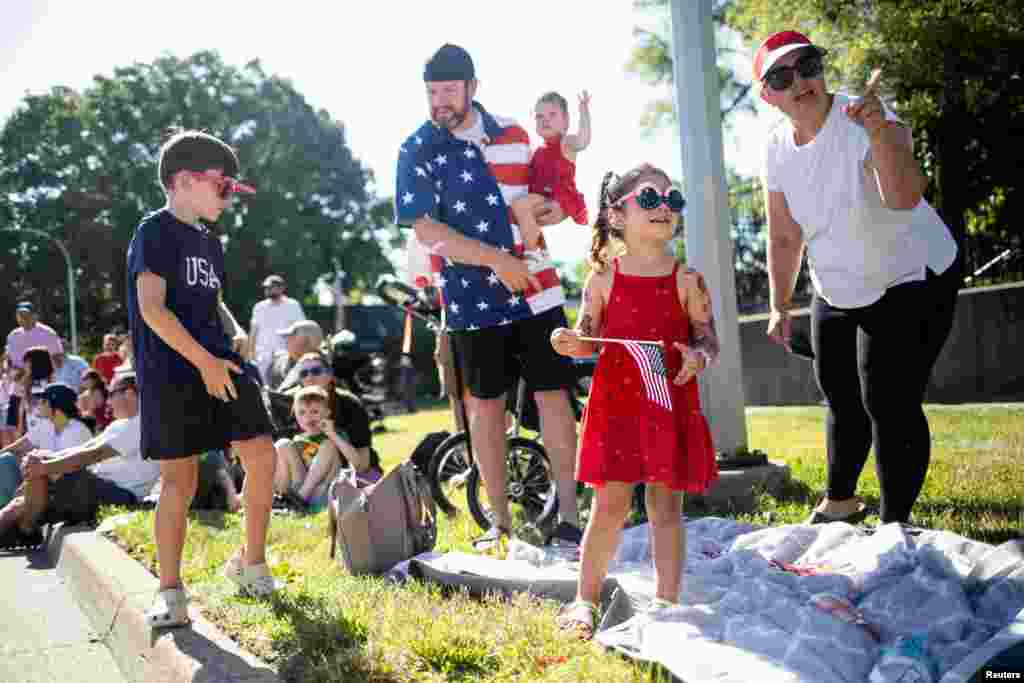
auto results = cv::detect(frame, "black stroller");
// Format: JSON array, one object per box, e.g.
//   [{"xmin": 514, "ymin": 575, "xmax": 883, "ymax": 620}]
[{"xmin": 376, "ymin": 279, "xmax": 594, "ymax": 532}]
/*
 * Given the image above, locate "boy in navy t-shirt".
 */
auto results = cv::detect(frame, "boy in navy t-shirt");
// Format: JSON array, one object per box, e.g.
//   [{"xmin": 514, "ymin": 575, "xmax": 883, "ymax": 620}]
[{"xmin": 127, "ymin": 130, "xmax": 278, "ymax": 628}]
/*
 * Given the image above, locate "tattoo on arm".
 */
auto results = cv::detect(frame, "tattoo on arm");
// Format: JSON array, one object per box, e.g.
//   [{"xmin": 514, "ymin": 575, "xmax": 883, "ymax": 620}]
[
  {"xmin": 686, "ymin": 271, "xmax": 719, "ymax": 362},
  {"xmin": 576, "ymin": 276, "xmax": 603, "ymax": 347},
  {"xmin": 690, "ymin": 316, "xmax": 720, "ymax": 362},
  {"xmin": 579, "ymin": 314, "xmax": 595, "ymax": 337}
]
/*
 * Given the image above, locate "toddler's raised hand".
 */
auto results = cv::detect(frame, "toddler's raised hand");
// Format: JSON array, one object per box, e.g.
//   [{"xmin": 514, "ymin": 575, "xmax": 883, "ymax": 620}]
[{"xmin": 578, "ymin": 90, "xmax": 591, "ymax": 112}]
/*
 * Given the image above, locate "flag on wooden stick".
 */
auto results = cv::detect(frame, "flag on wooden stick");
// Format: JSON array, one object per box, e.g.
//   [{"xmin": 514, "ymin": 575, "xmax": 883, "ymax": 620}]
[{"xmin": 622, "ymin": 341, "xmax": 673, "ymax": 411}]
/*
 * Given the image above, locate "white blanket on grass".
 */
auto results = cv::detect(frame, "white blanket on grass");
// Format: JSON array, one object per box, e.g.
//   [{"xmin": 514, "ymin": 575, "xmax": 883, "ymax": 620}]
[{"xmin": 407, "ymin": 517, "xmax": 1024, "ymax": 682}]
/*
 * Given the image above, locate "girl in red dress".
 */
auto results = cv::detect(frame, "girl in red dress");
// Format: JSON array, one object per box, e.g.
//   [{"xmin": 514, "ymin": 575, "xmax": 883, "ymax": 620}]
[
  {"xmin": 550, "ymin": 163, "xmax": 720, "ymax": 639},
  {"xmin": 510, "ymin": 91, "xmax": 591, "ymax": 252}
]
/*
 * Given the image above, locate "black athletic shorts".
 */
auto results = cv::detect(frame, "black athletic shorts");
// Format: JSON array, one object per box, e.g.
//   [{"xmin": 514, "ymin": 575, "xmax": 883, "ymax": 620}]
[
  {"xmin": 140, "ymin": 361, "xmax": 273, "ymax": 461},
  {"xmin": 450, "ymin": 307, "xmax": 574, "ymax": 400}
]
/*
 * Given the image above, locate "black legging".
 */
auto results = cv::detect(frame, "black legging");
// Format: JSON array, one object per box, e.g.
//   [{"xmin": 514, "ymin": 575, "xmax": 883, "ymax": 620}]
[{"xmin": 811, "ymin": 260, "xmax": 960, "ymax": 523}]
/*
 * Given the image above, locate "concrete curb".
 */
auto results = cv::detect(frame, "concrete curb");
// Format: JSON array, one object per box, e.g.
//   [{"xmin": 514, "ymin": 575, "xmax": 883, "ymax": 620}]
[{"xmin": 47, "ymin": 523, "xmax": 280, "ymax": 683}]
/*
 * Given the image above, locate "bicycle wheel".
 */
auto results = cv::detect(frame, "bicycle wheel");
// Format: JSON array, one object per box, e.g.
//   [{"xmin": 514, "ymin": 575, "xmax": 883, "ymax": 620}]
[
  {"xmin": 466, "ymin": 437, "xmax": 557, "ymax": 531},
  {"xmin": 427, "ymin": 431, "xmax": 473, "ymax": 517}
]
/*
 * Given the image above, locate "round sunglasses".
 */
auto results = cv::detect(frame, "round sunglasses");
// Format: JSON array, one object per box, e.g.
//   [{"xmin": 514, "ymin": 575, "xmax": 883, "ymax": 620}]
[
  {"xmin": 298, "ymin": 365, "xmax": 329, "ymax": 380},
  {"xmin": 762, "ymin": 52, "xmax": 825, "ymax": 92},
  {"xmin": 617, "ymin": 186, "xmax": 686, "ymax": 213}
]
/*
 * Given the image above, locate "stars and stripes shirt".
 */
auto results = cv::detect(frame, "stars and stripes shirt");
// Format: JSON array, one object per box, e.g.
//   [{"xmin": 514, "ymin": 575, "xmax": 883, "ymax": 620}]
[{"xmin": 395, "ymin": 101, "xmax": 565, "ymax": 331}]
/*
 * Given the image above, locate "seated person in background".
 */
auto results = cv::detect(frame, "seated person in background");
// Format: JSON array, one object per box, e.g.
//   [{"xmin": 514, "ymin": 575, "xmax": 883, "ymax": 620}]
[
  {"xmin": 148, "ymin": 448, "xmax": 244, "ymax": 513},
  {"xmin": 201, "ymin": 450, "xmax": 244, "ymax": 512},
  {"xmin": 274, "ymin": 352, "xmax": 382, "ymax": 477},
  {"xmin": 273, "ymin": 386, "xmax": 348, "ymax": 510},
  {"xmin": 78, "ymin": 369, "xmax": 112, "ymax": 434},
  {"xmin": 268, "ymin": 320, "xmax": 324, "ymax": 391},
  {"xmin": 0, "ymin": 356, "xmax": 16, "ymax": 449},
  {"xmin": 0, "ymin": 382, "xmax": 102, "ymax": 548},
  {"xmin": 19, "ymin": 346, "xmax": 57, "ymax": 437},
  {"xmin": 92, "ymin": 333, "xmax": 123, "ymax": 384}
]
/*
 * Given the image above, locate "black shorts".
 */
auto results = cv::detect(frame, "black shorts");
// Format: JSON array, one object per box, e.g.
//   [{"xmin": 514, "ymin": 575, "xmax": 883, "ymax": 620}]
[
  {"xmin": 140, "ymin": 361, "xmax": 273, "ymax": 461},
  {"xmin": 450, "ymin": 307, "xmax": 574, "ymax": 400},
  {"xmin": 43, "ymin": 469, "xmax": 138, "ymax": 526}
]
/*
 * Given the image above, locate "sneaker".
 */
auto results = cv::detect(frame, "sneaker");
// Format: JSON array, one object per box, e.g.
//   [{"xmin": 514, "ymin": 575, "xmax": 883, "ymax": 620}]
[
  {"xmin": 145, "ymin": 587, "xmax": 191, "ymax": 628},
  {"xmin": 224, "ymin": 559, "xmax": 281, "ymax": 597}
]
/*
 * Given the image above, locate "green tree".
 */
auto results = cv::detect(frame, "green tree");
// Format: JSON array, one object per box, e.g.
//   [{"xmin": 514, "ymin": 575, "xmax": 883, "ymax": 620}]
[
  {"xmin": 0, "ymin": 51, "xmax": 398, "ymax": 345},
  {"xmin": 628, "ymin": 0, "xmax": 757, "ymax": 131},
  {"xmin": 727, "ymin": 0, "xmax": 1024, "ymax": 261}
]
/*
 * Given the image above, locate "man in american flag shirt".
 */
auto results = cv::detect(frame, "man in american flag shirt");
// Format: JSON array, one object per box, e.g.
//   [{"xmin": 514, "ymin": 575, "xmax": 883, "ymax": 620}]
[{"xmin": 395, "ymin": 44, "xmax": 582, "ymax": 551}]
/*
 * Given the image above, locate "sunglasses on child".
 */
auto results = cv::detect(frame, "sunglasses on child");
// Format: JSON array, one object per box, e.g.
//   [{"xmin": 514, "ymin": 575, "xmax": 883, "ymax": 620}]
[
  {"xmin": 298, "ymin": 365, "xmax": 329, "ymax": 380},
  {"xmin": 184, "ymin": 171, "xmax": 256, "ymax": 199},
  {"xmin": 617, "ymin": 186, "xmax": 686, "ymax": 213},
  {"xmin": 762, "ymin": 51, "xmax": 826, "ymax": 92}
]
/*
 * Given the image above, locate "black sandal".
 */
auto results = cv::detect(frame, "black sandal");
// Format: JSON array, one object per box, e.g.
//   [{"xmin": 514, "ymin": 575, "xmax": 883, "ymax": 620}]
[{"xmin": 804, "ymin": 501, "xmax": 870, "ymax": 526}]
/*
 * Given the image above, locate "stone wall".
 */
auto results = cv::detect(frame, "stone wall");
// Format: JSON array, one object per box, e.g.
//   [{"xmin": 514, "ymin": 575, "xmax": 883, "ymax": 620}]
[{"xmin": 738, "ymin": 282, "xmax": 1024, "ymax": 405}]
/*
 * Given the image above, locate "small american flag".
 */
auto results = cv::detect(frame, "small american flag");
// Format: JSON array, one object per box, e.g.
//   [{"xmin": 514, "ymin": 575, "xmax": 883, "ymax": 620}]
[{"xmin": 623, "ymin": 341, "xmax": 673, "ymax": 411}]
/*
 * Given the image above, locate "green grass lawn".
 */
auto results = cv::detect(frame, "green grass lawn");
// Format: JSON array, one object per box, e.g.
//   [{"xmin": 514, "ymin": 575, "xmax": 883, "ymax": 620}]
[{"xmin": 106, "ymin": 404, "xmax": 1024, "ymax": 682}]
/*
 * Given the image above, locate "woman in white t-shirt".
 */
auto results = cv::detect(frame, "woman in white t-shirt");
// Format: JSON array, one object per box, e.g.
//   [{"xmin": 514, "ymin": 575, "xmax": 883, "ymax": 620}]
[{"xmin": 756, "ymin": 31, "xmax": 959, "ymax": 526}]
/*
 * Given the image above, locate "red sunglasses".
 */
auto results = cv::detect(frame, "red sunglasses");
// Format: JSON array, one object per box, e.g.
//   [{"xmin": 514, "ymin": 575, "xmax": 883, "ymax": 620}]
[{"xmin": 184, "ymin": 170, "xmax": 256, "ymax": 199}]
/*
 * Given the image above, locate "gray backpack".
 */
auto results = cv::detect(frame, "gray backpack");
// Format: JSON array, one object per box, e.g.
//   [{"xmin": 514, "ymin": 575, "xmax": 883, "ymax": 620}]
[{"xmin": 327, "ymin": 461, "xmax": 437, "ymax": 575}]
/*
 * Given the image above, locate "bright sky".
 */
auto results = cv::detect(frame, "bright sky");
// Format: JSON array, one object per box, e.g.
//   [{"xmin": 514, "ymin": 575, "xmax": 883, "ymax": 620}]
[{"xmin": 1, "ymin": 0, "xmax": 774, "ymax": 278}]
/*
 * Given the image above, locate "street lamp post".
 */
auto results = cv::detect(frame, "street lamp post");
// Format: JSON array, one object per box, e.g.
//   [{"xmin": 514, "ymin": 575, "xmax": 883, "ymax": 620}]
[{"xmin": 2, "ymin": 227, "xmax": 78, "ymax": 354}]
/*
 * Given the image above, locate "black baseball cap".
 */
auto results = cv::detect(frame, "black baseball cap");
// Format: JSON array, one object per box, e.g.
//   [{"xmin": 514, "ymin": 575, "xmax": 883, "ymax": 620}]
[
  {"xmin": 15, "ymin": 302, "xmax": 34, "ymax": 313},
  {"xmin": 33, "ymin": 383, "xmax": 80, "ymax": 419},
  {"xmin": 424, "ymin": 44, "xmax": 475, "ymax": 82}
]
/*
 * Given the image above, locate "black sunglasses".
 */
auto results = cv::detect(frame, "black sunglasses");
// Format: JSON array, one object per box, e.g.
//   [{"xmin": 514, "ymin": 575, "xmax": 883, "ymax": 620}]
[
  {"xmin": 298, "ymin": 365, "xmax": 328, "ymax": 380},
  {"xmin": 762, "ymin": 51, "xmax": 825, "ymax": 92},
  {"xmin": 619, "ymin": 186, "xmax": 686, "ymax": 213}
]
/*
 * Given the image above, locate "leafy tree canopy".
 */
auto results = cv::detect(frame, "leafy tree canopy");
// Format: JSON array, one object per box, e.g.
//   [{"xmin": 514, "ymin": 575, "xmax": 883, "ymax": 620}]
[{"xmin": 0, "ymin": 51, "xmax": 401, "ymax": 347}]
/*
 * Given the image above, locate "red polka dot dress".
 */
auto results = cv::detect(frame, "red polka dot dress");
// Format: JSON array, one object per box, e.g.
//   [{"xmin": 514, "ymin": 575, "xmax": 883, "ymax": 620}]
[{"xmin": 577, "ymin": 259, "xmax": 718, "ymax": 493}]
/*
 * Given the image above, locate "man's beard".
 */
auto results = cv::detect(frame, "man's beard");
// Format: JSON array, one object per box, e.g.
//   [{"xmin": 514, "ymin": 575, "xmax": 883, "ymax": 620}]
[{"xmin": 432, "ymin": 93, "xmax": 470, "ymax": 130}]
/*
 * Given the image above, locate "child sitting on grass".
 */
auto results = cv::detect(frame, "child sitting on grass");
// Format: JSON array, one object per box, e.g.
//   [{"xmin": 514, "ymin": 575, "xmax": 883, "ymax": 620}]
[{"xmin": 274, "ymin": 386, "xmax": 369, "ymax": 511}]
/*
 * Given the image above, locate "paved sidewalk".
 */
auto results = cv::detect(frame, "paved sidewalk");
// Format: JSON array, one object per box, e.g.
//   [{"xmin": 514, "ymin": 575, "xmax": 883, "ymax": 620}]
[{"xmin": 0, "ymin": 545, "xmax": 127, "ymax": 683}]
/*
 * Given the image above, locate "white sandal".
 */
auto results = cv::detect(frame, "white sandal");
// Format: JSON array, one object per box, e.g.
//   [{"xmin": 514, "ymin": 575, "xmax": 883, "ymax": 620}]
[
  {"xmin": 224, "ymin": 553, "xmax": 280, "ymax": 598},
  {"xmin": 145, "ymin": 587, "xmax": 191, "ymax": 628},
  {"xmin": 556, "ymin": 599, "xmax": 600, "ymax": 640}
]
